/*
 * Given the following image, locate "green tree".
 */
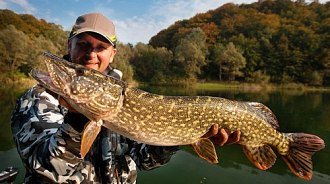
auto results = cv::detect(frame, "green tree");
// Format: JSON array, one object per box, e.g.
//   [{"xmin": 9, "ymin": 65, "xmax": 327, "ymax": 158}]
[
  {"xmin": 0, "ymin": 25, "xmax": 30, "ymax": 72},
  {"xmin": 209, "ymin": 43, "xmax": 225, "ymax": 80},
  {"xmin": 0, "ymin": 24, "xmax": 65, "ymax": 75},
  {"xmin": 112, "ymin": 43, "xmax": 134, "ymax": 82},
  {"xmin": 131, "ymin": 43, "xmax": 173, "ymax": 85},
  {"xmin": 20, "ymin": 35, "xmax": 60, "ymax": 75},
  {"xmin": 230, "ymin": 34, "xmax": 263, "ymax": 79},
  {"xmin": 317, "ymin": 48, "xmax": 330, "ymax": 85},
  {"xmin": 174, "ymin": 28, "xmax": 207, "ymax": 84},
  {"xmin": 218, "ymin": 42, "xmax": 246, "ymax": 81}
]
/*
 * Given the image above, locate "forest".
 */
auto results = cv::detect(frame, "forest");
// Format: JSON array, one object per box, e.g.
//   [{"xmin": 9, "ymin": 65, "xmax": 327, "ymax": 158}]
[{"xmin": 0, "ymin": 0, "xmax": 329, "ymax": 87}]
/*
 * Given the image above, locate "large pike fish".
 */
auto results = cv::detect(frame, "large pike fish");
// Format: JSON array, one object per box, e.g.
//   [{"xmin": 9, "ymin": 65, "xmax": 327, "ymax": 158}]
[{"xmin": 32, "ymin": 52, "xmax": 325, "ymax": 180}]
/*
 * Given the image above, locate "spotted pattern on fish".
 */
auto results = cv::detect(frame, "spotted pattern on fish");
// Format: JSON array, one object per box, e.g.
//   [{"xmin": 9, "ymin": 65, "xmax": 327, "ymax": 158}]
[{"xmin": 31, "ymin": 52, "xmax": 325, "ymax": 180}]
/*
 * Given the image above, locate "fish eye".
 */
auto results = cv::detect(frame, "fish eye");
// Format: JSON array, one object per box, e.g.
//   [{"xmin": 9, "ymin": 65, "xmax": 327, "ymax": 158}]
[{"xmin": 76, "ymin": 68, "xmax": 85, "ymax": 76}]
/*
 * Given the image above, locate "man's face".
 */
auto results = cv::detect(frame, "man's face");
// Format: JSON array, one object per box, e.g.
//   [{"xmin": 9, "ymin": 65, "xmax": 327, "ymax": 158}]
[{"xmin": 68, "ymin": 32, "xmax": 116, "ymax": 73}]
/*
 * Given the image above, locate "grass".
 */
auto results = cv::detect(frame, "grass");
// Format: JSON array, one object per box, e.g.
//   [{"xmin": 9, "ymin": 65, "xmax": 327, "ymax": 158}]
[
  {"xmin": 194, "ymin": 81, "xmax": 330, "ymax": 93},
  {"xmin": 0, "ymin": 73, "xmax": 36, "ymax": 91},
  {"xmin": 1, "ymin": 72, "xmax": 330, "ymax": 94},
  {"xmin": 3, "ymin": 78, "xmax": 36, "ymax": 90}
]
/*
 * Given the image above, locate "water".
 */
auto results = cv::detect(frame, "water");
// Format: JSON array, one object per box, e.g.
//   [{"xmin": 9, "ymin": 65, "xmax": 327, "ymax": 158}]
[{"xmin": 1, "ymin": 86, "xmax": 329, "ymax": 183}]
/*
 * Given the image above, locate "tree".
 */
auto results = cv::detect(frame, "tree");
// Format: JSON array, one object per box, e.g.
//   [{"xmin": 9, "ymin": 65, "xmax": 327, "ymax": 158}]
[
  {"xmin": 0, "ymin": 24, "xmax": 66, "ymax": 75},
  {"xmin": 21, "ymin": 35, "xmax": 60, "ymax": 75},
  {"xmin": 112, "ymin": 43, "xmax": 134, "ymax": 82},
  {"xmin": 209, "ymin": 43, "xmax": 225, "ymax": 80},
  {"xmin": 130, "ymin": 43, "xmax": 173, "ymax": 85},
  {"xmin": 218, "ymin": 42, "xmax": 246, "ymax": 81},
  {"xmin": 318, "ymin": 48, "xmax": 330, "ymax": 85},
  {"xmin": 0, "ymin": 25, "xmax": 30, "ymax": 72},
  {"xmin": 174, "ymin": 28, "xmax": 207, "ymax": 84},
  {"xmin": 230, "ymin": 34, "xmax": 263, "ymax": 79}
]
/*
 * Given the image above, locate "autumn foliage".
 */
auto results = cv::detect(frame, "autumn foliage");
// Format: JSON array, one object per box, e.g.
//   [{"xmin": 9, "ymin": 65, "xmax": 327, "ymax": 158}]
[{"xmin": 1, "ymin": 0, "xmax": 329, "ymax": 87}]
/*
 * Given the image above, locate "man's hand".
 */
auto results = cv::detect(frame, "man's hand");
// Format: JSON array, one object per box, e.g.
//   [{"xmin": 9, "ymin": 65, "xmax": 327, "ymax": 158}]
[{"xmin": 202, "ymin": 124, "xmax": 241, "ymax": 146}]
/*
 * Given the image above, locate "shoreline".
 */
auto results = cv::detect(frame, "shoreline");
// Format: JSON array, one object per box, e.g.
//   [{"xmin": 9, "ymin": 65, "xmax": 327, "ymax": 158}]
[
  {"xmin": 194, "ymin": 82, "xmax": 330, "ymax": 93},
  {"xmin": 2, "ymin": 75, "xmax": 330, "ymax": 93}
]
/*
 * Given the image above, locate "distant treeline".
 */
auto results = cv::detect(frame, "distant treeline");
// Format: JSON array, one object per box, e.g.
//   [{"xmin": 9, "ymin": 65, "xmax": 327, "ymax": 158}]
[
  {"xmin": 1, "ymin": 0, "xmax": 329, "ymax": 87},
  {"xmin": 0, "ymin": 9, "xmax": 67, "ymax": 77},
  {"xmin": 149, "ymin": 0, "xmax": 330, "ymax": 86}
]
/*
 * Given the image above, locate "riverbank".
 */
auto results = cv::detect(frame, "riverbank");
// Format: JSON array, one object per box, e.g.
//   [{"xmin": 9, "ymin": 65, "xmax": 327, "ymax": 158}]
[
  {"xmin": 2, "ymin": 74, "xmax": 330, "ymax": 94},
  {"xmin": 194, "ymin": 82, "xmax": 330, "ymax": 93},
  {"xmin": 0, "ymin": 73, "xmax": 36, "ymax": 91}
]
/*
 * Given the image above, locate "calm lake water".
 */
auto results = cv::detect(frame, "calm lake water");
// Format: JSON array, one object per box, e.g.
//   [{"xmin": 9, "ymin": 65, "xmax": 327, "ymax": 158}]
[{"xmin": 0, "ymin": 86, "xmax": 329, "ymax": 183}]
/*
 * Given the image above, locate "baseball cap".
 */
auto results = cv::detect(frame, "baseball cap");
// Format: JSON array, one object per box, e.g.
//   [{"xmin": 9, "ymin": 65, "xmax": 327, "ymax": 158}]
[{"xmin": 69, "ymin": 13, "xmax": 117, "ymax": 47}]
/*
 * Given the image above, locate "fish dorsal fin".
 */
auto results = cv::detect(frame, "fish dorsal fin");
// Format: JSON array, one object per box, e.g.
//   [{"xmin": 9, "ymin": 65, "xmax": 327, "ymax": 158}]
[
  {"xmin": 242, "ymin": 145, "xmax": 277, "ymax": 170},
  {"xmin": 191, "ymin": 138, "xmax": 218, "ymax": 164},
  {"xmin": 247, "ymin": 102, "xmax": 279, "ymax": 130}
]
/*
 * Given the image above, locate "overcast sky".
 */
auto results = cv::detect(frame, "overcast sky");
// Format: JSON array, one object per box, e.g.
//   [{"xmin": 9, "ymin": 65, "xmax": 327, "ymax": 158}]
[{"xmin": 1, "ymin": 0, "xmax": 329, "ymax": 44}]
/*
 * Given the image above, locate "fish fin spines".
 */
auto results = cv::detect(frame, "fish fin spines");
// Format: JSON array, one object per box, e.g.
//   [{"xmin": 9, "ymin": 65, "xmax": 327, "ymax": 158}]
[
  {"xmin": 242, "ymin": 144, "xmax": 277, "ymax": 170},
  {"xmin": 281, "ymin": 133, "xmax": 325, "ymax": 180},
  {"xmin": 191, "ymin": 138, "xmax": 218, "ymax": 164},
  {"xmin": 247, "ymin": 102, "xmax": 279, "ymax": 130}
]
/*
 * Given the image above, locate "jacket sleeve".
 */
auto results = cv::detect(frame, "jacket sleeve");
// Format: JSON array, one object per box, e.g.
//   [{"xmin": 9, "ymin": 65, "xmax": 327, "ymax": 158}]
[
  {"xmin": 11, "ymin": 85, "xmax": 89, "ymax": 183},
  {"xmin": 127, "ymin": 139, "xmax": 179, "ymax": 170}
]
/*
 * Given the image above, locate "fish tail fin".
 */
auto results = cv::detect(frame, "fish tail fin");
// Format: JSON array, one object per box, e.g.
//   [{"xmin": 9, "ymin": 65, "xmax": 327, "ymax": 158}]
[{"xmin": 281, "ymin": 133, "xmax": 325, "ymax": 180}]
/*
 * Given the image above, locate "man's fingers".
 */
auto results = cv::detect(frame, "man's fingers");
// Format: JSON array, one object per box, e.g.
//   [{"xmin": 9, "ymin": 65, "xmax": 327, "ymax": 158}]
[
  {"xmin": 202, "ymin": 124, "xmax": 219, "ymax": 138},
  {"xmin": 217, "ymin": 128, "xmax": 229, "ymax": 146},
  {"xmin": 202, "ymin": 125, "xmax": 241, "ymax": 146},
  {"xmin": 226, "ymin": 130, "xmax": 241, "ymax": 145}
]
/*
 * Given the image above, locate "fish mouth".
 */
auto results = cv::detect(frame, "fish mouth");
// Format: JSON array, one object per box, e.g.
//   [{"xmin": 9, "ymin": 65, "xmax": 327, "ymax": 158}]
[
  {"xmin": 31, "ymin": 52, "xmax": 74, "ymax": 95},
  {"xmin": 31, "ymin": 68, "xmax": 59, "ymax": 93}
]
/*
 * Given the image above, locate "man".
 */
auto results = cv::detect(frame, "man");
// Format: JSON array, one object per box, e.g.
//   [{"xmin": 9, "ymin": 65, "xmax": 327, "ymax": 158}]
[{"xmin": 11, "ymin": 13, "xmax": 240, "ymax": 183}]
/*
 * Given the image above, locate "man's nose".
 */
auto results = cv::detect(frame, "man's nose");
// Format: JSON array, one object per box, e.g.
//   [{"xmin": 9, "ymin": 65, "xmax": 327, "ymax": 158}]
[{"xmin": 86, "ymin": 47, "xmax": 97, "ymax": 58}]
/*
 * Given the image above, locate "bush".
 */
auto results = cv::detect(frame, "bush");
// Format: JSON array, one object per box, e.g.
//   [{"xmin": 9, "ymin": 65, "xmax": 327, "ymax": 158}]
[
  {"xmin": 307, "ymin": 71, "xmax": 323, "ymax": 86},
  {"xmin": 246, "ymin": 70, "xmax": 270, "ymax": 84}
]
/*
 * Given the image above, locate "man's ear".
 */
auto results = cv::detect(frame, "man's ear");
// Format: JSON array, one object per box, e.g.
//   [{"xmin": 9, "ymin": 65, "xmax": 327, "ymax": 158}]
[{"xmin": 109, "ymin": 48, "xmax": 117, "ymax": 64}]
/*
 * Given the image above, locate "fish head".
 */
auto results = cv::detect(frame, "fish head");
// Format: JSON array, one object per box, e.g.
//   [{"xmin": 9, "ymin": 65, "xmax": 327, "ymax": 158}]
[{"xmin": 32, "ymin": 52, "xmax": 126, "ymax": 120}]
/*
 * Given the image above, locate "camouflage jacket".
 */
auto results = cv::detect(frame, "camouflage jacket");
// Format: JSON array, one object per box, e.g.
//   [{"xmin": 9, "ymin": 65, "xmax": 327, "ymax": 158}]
[{"xmin": 11, "ymin": 71, "xmax": 178, "ymax": 183}]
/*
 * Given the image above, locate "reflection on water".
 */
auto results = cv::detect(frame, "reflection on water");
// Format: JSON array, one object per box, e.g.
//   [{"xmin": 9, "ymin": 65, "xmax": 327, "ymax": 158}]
[
  {"xmin": 139, "ymin": 149, "xmax": 330, "ymax": 184},
  {"xmin": 1, "ymin": 86, "xmax": 329, "ymax": 183},
  {"xmin": 0, "ymin": 148, "xmax": 25, "ymax": 182}
]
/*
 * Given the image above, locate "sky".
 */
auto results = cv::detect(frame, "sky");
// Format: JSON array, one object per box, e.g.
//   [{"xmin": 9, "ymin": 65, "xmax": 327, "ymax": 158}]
[{"xmin": 1, "ymin": 0, "xmax": 329, "ymax": 44}]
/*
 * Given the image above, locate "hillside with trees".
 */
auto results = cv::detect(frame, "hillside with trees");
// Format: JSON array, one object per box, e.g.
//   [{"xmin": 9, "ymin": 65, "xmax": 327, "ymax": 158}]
[
  {"xmin": 0, "ymin": 9, "xmax": 68, "ymax": 75},
  {"xmin": 1, "ymin": 0, "xmax": 329, "ymax": 88},
  {"xmin": 0, "ymin": 9, "xmax": 136, "ymax": 84},
  {"xmin": 149, "ymin": 0, "xmax": 330, "ymax": 86}
]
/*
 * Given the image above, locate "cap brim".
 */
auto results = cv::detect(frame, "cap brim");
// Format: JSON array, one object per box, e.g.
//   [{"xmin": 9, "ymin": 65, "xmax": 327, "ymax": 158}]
[{"xmin": 69, "ymin": 29, "xmax": 116, "ymax": 47}]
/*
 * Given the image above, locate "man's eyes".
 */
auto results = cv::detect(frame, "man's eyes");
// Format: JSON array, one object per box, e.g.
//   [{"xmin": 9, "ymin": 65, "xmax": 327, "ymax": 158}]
[
  {"xmin": 97, "ymin": 45, "xmax": 107, "ymax": 50},
  {"xmin": 76, "ymin": 42, "xmax": 109, "ymax": 51},
  {"xmin": 77, "ymin": 42, "xmax": 88, "ymax": 47}
]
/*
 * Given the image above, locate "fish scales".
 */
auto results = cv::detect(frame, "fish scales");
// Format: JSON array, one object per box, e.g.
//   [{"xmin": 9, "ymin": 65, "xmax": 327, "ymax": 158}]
[
  {"xmin": 106, "ymin": 87, "xmax": 282, "ymax": 148},
  {"xmin": 31, "ymin": 52, "xmax": 325, "ymax": 180}
]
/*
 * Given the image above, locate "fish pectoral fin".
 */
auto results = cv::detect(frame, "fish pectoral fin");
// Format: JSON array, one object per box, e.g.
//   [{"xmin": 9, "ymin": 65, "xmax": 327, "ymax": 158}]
[
  {"xmin": 81, "ymin": 120, "xmax": 103, "ymax": 158},
  {"xmin": 242, "ymin": 144, "xmax": 277, "ymax": 170},
  {"xmin": 191, "ymin": 138, "xmax": 218, "ymax": 164}
]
